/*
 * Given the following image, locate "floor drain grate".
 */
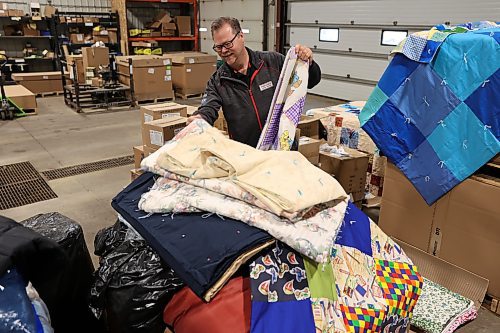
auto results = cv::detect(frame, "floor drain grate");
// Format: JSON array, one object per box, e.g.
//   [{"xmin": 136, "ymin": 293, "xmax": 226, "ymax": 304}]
[
  {"xmin": 41, "ymin": 155, "xmax": 134, "ymax": 180},
  {"xmin": 0, "ymin": 162, "xmax": 58, "ymax": 210}
]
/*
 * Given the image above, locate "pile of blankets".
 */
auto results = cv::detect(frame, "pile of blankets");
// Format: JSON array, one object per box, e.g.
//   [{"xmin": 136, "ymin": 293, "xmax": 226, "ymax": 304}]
[{"xmin": 134, "ymin": 117, "xmax": 423, "ymax": 332}]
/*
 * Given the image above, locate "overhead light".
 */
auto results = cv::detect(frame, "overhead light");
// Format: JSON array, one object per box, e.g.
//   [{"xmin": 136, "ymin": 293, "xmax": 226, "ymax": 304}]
[
  {"xmin": 242, "ymin": 28, "xmax": 250, "ymax": 34},
  {"xmin": 199, "ymin": 27, "xmax": 208, "ymax": 32},
  {"xmin": 381, "ymin": 30, "xmax": 408, "ymax": 46},
  {"xmin": 319, "ymin": 28, "xmax": 339, "ymax": 42}
]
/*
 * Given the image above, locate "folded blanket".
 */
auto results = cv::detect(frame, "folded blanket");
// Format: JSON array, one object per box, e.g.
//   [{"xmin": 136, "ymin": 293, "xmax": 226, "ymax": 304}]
[
  {"xmin": 411, "ymin": 277, "xmax": 477, "ymax": 333},
  {"xmin": 139, "ymin": 176, "xmax": 348, "ymax": 263},
  {"xmin": 142, "ymin": 119, "xmax": 347, "ymax": 216}
]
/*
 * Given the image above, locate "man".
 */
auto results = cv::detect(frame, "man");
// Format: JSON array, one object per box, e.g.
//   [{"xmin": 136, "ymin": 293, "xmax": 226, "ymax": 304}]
[{"xmin": 189, "ymin": 17, "xmax": 321, "ymax": 147}]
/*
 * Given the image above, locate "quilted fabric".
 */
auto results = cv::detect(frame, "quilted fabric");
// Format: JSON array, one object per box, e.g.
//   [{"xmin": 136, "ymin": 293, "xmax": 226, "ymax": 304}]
[{"xmin": 360, "ymin": 24, "xmax": 500, "ymax": 204}]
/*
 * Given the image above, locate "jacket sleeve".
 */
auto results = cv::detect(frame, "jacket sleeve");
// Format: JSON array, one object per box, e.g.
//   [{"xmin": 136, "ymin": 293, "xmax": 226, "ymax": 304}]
[
  {"xmin": 307, "ymin": 60, "xmax": 321, "ymax": 89},
  {"xmin": 193, "ymin": 74, "xmax": 222, "ymax": 126}
]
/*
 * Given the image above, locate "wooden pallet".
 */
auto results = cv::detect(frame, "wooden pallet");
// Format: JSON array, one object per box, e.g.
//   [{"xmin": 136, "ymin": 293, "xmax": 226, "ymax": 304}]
[
  {"xmin": 175, "ymin": 91, "xmax": 203, "ymax": 100},
  {"xmin": 136, "ymin": 96, "xmax": 175, "ymax": 105},
  {"xmin": 36, "ymin": 91, "xmax": 63, "ymax": 98}
]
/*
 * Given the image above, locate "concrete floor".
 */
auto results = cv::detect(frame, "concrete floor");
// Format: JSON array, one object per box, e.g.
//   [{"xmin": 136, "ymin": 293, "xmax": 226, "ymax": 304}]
[{"xmin": 1, "ymin": 94, "xmax": 498, "ymax": 331}]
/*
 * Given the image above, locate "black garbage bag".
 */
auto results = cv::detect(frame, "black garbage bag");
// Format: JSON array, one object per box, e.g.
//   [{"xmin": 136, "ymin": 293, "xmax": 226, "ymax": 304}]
[
  {"xmin": 21, "ymin": 212, "xmax": 104, "ymax": 333},
  {"xmin": 91, "ymin": 220, "xmax": 184, "ymax": 333}
]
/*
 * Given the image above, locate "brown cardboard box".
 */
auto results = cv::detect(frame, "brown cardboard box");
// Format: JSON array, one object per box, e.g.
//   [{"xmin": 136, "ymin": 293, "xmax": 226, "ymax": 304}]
[
  {"xmin": 319, "ymin": 147, "xmax": 369, "ymax": 202},
  {"xmin": 82, "ymin": 47, "xmax": 109, "ymax": 69},
  {"xmin": 0, "ymin": 3, "xmax": 8, "ymax": 17},
  {"xmin": 130, "ymin": 168, "xmax": 144, "ymax": 182},
  {"xmin": 67, "ymin": 55, "xmax": 85, "ymax": 84},
  {"xmin": 379, "ymin": 163, "xmax": 500, "ymax": 297},
  {"xmin": 69, "ymin": 33, "xmax": 85, "ymax": 44},
  {"xmin": 133, "ymin": 145, "xmax": 146, "ymax": 169},
  {"xmin": 298, "ymin": 137, "xmax": 321, "ymax": 164},
  {"xmin": 161, "ymin": 22, "xmax": 176, "ymax": 37},
  {"xmin": 44, "ymin": 5, "xmax": 56, "ymax": 18},
  {"xmin": 7, "ymin": 9, "xmax": 23, "ymax": 17},
  {"xmin": 186, "ymin": 105, "xmax": 198, "ymax": 116},
  {"xmin": 168, "ymin": 53, "xmax": 217, "ymax": 94},
  {"xmin": 297, "ymin": 114, "xmax": 326, "ymax": 139},
  {"xmin": 142, "ymin": 117, "xmax": 187, "ymax": 149},
  {"xmin": 175, "ymin": 16, "xmax": 191, "ymax": 36},
  {"xmin": 141, "ymin": 103, "xmax": 188, "ymax": 123},
  {"xmin": 144, "ymin": 145, "xmax": 157, "ymax": 156},
  {"xmin": 116, "ymin": 55, "xmax": 173, "ymax": 100},
  {"xmin": 91, "ymin": 77, "xmax": 103, "ymax": 87},
  {"xmin": 93, "ymin": 35, "xmax": 109, "ymax": 43},
  {"xmin": 12, "ymin": 72, "xmax": 63, "ymax": 94},
  {"xmin": 22, "ymin": 23, "xmax": 39, "ymax": 36},
  {"xmin": 4, "ymin": 85, "xmax": 37, "ymax": 110},
  {"xmin": 213, "ymin": 109, "xmax": 227, "ymax": 131},
  {"xmin": 108, "ymin": 28, "xmax": 118, "ymax": 44}
]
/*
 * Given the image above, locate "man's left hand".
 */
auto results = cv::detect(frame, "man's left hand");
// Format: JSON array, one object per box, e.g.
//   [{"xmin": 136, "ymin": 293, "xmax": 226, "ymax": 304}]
[{"xmin": 295, "ymin": 44, "xmax": 314, "ymax": 63}]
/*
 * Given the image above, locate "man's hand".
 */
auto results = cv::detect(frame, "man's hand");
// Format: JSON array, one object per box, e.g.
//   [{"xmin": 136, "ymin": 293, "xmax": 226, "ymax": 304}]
[
  {"xmin": 187, "ymin": 114, "xmax": 203, "ymax": 124},
  {"xmin": 295, "ymin": 44, "xmax": 314, "ymax": 63}
]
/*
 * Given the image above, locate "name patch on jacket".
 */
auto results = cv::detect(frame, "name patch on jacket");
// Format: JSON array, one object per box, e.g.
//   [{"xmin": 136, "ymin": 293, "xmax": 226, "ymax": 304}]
[{"xmin": 259, "ymin": 81, "xmax": 273, "ymax": 91}]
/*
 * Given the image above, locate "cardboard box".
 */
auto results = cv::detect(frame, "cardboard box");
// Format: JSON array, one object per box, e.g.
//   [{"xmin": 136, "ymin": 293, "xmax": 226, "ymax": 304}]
[
  {"xmin": 379, "ymin": 163, "xmax": 500, "ymax": 297},
  {"xmin": 168, "ymin": 53, "xmax": 217, "ymax": 94},
  {"xmin": 116, "ymin": 55, "xmax": 173, "ymax": 99},
  {"xmin": 298, "ymin": 114, "xmax": 327, "ymax": 139},
  {"xmin": 319, "ymin": 147, "xmax": 369, "ymax": 202},
  {"xmin": 82, "ymin": 46, "xmax": 109, "ymax": 69},
  {"xmin": 91, "ymin": 77, "xmax": 103, "ymax": 88},
  {"xmin": 4, "ymin": 85, "xmax": 37, "ymax": 110},
  {"xmin": 133, "ymin": 145, "xmax": 146, "ymax": 169},
  {"xmin": 7, "ymin": 9, "xmax": 23, "ymax": 17},
  {"xmin": 130, "ymin": 168, "xmax": 144, "ymax": 182},
  {"xmin": 142, "ymin": 117, "xmax": 187, "ymax": 149},
  {"xmin": 141, "ymin": 103, "xmax": 188, "ymax": 123},
  {"xmin": 12, "ymin": 72, "xmax": 63, "ymax": 94},
  {"xmin": 67, "ymin": 55, "xmax": 85, "ymax": 84},
  {"xmin": 175, "ymin": 16, "xmax": 191, "ymax": 36},
  {"xmin": 161, "ymin": 22, "xmax": 176, "ymax": 37},
  {"xmin": 93, "ymin": 35, "xmax": 109, "ymax": 43},
  {"xmin": 108, "ymin": 28, "xmax": 118, "ymax": 44},
  {"xmin": 213, "ymin": 109, "xmax": 227, "ymax": 131},
  {"xmin": 144, "ymin": 145, "xmax": 157, "ymax": 156},
  {"xmin": 70, "ymin": 33, "xmax": 84, "ymax": 44},
  {"xmin": 186, "ymin": 105, "xmax": 198, "ymax": 116},
  {"xmin": 44, "ymin": 5, "xmax": 56, "ymax": 18},
  {"xmin": 298, "ymin": 136, "xmax": 321, "ymax": 164},
  {"xmin": 22, "ymin": 23, "xmax": 39, "ymax": 36}
]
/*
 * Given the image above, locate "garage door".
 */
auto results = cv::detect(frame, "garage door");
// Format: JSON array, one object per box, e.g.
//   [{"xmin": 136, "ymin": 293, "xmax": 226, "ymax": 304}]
[{"xmin": 285, "ymin": 0, "xmax": 500, "ymax": 101}]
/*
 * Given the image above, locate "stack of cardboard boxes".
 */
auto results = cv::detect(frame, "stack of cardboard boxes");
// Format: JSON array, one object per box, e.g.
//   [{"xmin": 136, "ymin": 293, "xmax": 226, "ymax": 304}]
[
  {"xmin": 167, "ymin": 52, "xmax": 217, "ymax": 97},
  {"xmin": 131, "ymin": 103, "xmax": 189, "ymax": 180},
  {"xmin": 132, "ymin": 11, "xmax": 192, "ymax": 38},
  {"xmin": 379, "ymin": 160, "xmax": 500, "ymax": 300},
  {"xmin": 116, "ymin": 55, "xmax": 173, "ymax": 101}
]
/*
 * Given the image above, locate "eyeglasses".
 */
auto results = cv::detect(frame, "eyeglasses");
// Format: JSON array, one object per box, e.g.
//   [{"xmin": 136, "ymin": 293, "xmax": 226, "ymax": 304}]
[{"xmin": 212, "ymin": 31, "xmax": 241, "ymax": 52}]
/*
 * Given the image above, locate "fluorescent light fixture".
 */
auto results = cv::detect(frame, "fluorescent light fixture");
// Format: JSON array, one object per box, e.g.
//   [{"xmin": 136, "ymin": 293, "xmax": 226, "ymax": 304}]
[
  {"xmin": 319, "ymin": 28, "xmax": 339, "ymax": 42},
  {"xmin": 381, "ymin": 30, "xmax": 408, "ymax": 46},
  {"xmin": 242, "ymin": 28, "xmax": 250, "ymax": 34},
  {"xmin": 199, "ymin": 27, "xmax": 208, "ymax": 32}
]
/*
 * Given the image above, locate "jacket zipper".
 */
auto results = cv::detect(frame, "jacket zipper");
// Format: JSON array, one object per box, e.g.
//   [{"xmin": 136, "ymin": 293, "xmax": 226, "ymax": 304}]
[{"xmin": 249, "ymin": 61, "xmax": 264, "ymax": 130}]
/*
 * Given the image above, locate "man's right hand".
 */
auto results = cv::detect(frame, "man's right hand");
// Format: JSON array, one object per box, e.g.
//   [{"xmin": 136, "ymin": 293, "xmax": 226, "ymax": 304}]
[{"xmin": 187, "ymin": 114, "xmax": 203, "ymax": 124}]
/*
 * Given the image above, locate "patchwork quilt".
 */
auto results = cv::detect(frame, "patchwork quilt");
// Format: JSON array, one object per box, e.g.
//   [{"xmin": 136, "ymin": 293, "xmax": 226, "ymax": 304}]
[{"xmin": 360, "ymin": 24, "xmax": 500, "ymax": 204}]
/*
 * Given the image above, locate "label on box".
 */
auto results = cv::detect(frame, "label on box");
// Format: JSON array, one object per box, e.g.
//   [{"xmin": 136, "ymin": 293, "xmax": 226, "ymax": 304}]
[
  {"xmin": 77, "ymin": 35, "xmax": 83, "ymax": 41},
  {"xmin": 174, "ymin": 127, "xmax": 184, "ymax": 135},
  {"xmin": 14, "ymin": 59, "xmax": 25, "ymax": 63},
  {"xmin": 166, "ymin": 69, "xmax": 171, "ymax": 75},
  {"xmin": 144, "ymin": 114, "xmax": 153, "ymax": 123},
  {"xmin": 162, "ymin": 113, "xmax": 180, "ymax": 118},
  {"xmin": 186, "ymin": 68, "xmax": 192, "ymax": 73},
  {"xmin": 129, "ymin": 65, "xmax": 133, "ymax": 74},
  {"xmin": 85, "ymin": 22, "xmax": 93, "ymax": 27},
  {"xmin": 148, "ymin": 68, "xmax": 155, "ymax": 74},
  {"xmin": 188, "ymin": 58, "xmax": 195, "ymax": 64},
  {"xmin": 164, "ymin": 75, "xmax": 171, "ymax": 81},
  {"xmin": 163, "ymin": 59, "xmax": 171, "ymax": 65},
  {"xmin": 43, "ymin": 75, "xmax": 49, "ymax": 79},
  {"xmin": 150, "ymin": 130, "xmax": 164, "ymax": 146}
]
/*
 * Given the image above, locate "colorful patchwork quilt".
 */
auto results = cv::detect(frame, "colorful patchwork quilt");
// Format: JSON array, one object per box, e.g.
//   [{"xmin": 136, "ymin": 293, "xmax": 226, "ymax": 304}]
[{"xmin": 360, "ymin": 24, "xmax": 500, "ymax": 204}]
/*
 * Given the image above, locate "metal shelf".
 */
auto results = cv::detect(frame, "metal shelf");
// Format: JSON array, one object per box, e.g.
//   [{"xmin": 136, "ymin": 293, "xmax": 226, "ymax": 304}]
[
  {"xmin": 0, "ymin": 35, "xmax": 53, "ymax": 38},
  {"xmin": 126, "ymin": 0, "xmax": 195, "ymax": 4},
  {"xmin": 128, "ymin": 36, "xmax": 195, "ymax": 41}
]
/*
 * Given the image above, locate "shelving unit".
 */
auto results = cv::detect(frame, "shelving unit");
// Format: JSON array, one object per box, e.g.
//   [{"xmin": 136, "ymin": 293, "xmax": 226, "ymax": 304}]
[
  {"xmin": 0, "ymin": 15, "xmax": 58, "ymax": 81},
  {"xmin": 112, "ymin": 0, "xmax": 199, "ymax": 55}
]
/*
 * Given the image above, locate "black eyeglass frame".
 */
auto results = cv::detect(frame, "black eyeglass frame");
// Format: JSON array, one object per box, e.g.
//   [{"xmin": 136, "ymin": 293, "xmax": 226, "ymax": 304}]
[{"xmin": 212, "ymin": 30, "xmax": 241, "ymax": 52}]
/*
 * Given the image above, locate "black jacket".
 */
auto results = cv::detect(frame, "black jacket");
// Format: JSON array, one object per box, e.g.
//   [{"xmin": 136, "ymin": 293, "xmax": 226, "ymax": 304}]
[{"xmin": 194, "ymin": 48, "xmax": 321, "ymax": 147}]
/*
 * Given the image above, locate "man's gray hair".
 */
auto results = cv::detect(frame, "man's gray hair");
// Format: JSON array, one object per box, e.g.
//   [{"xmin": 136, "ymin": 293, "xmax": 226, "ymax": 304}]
[{"xmin": 211, "ymin": 17, "xmax": 241, "ymax": 36}]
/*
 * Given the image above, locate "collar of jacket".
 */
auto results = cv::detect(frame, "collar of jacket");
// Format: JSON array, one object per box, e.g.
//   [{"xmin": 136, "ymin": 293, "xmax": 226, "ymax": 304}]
[{"xmin": 220, "ymin": 47, "xmax": 263, "ymax": 79}]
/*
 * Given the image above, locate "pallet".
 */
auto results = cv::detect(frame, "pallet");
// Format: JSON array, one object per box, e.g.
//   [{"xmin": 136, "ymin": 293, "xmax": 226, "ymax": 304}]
[
  {"xmin": 136, "ymin": 96, "xmax": 175, "ymax": 105},
  {"xmin": 175, "ymin": 91, "xmax": 203, "ymax": 100},
  {"xmin": 37, "ymin": 91, "xmax": 63, "ymax": 98}
]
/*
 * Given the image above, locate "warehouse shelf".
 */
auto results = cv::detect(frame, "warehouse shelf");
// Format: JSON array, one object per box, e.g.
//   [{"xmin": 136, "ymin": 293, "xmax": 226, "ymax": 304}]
[{"xmin": 128, "ymin": 36, "xmax": 196, "ymax": 41}]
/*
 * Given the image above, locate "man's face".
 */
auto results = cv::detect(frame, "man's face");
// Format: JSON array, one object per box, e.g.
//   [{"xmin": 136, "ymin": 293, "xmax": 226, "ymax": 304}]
[{"xmin": 212, "ymin": 24, "xmax": 244, "ymax": 67}]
